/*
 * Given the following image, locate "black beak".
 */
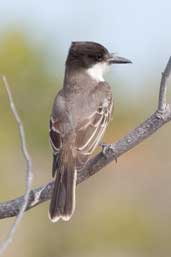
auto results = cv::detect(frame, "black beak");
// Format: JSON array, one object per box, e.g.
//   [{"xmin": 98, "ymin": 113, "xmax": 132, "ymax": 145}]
[{"xmin": 107, "ymin": 53, "xmax": 132, "ymax": 64}]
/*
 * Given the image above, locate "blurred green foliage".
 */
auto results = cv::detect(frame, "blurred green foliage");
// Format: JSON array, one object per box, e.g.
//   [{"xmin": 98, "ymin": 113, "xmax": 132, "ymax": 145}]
[{"xmin": 0, "ymin": 30, "xmax": 62, "ymax": 151}]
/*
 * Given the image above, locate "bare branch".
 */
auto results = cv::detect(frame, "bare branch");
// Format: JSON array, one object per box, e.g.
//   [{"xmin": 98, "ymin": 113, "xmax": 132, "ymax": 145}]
[
  {"xmin": 0, "ymin": 77, "xmax": 33, "ymax": 254},
  {"xmin": 0, "ymin": 57, "xmax": 171, "ymax": 221}
]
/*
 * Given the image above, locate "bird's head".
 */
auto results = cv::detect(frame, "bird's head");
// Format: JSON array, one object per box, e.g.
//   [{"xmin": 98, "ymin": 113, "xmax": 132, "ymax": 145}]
[{"xmin": 66, "ymin": 41, "xmax": 132, "ymax": 81}]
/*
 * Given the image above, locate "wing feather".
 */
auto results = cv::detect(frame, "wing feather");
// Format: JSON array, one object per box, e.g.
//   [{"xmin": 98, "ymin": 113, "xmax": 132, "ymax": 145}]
[{"xmin": 76, "ymin": 97, "xmax": 113, "ymax": 170}]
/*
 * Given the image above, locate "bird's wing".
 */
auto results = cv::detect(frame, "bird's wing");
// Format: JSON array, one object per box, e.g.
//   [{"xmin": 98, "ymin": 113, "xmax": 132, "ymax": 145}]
[
  {"xmin": 75, "ymin": 96, "xmax": 113, "ymax": 171},
  {"xmin": 49, "ymin": 117, "xmax": 62, "ymax": 177}
]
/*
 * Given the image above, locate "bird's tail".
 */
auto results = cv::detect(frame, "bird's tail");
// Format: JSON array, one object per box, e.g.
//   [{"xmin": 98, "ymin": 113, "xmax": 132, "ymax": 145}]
[{"xmin": 49, "ymin": 148, "xmax": 77, "ymax": 222}]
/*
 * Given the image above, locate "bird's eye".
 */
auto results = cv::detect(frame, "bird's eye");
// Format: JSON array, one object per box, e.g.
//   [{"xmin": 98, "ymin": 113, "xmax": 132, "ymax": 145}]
[{"xmin": 96, "ymin": 54, "xmax": 102, "ymax": 62}]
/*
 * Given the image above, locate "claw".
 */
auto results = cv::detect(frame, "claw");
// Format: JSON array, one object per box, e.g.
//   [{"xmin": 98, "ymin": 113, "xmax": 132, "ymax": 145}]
[{"xmin": 99, "ymin": 143, "xmax": 118, "ymax": 163}]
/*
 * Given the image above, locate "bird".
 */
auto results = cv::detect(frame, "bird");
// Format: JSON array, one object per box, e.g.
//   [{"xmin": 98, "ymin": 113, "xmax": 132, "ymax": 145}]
[{"xmin": 49, "ymin": 41, "xmax": 131, "ymax": 222}]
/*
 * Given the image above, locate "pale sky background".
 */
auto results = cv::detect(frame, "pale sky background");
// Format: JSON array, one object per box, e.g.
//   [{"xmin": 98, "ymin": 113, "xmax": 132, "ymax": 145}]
[{"xmin": 0, "ymin": 0, "xmax": 171, "ymax": 92}]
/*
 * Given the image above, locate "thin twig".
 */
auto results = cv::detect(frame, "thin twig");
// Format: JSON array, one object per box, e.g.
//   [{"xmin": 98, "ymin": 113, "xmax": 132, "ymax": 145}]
[
  {"xmin": 0, "ymin": 57, "xmax": 171, "ymax": 221},
  {"xmin": 0, "ymin": 76, "xmax": 33, "ymax": 254},
  {"xmin": 158, "ymin": 56, "xmax": 171, "ymax": 111}
]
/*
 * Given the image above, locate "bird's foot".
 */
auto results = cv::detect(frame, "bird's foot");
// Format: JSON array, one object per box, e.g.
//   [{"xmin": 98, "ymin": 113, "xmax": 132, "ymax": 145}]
[{"xmin": 99, "ymin": 143, "xmax": 118, "ymax": 163}]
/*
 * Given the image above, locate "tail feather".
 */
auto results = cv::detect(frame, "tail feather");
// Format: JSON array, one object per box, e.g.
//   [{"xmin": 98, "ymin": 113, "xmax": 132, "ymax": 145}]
[
  {"xmin": 49, "ymin": 150, "xmax": 76, "ymax": 222},
  {"xmin": 63, "ymin": 167, "xmax": 77, "ymax": 219}
]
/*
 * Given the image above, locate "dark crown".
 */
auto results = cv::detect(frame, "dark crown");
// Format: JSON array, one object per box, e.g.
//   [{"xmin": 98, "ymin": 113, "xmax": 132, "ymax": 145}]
[{"xmin": 66, "ymin": 41, "xmax": 109, "ymax": 68}]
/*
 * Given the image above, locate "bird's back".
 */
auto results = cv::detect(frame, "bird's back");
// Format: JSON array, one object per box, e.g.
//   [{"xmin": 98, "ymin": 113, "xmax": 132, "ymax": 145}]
[{"xmin": 59, "ymin": 71, "xmax": 113, "ymax": 130}]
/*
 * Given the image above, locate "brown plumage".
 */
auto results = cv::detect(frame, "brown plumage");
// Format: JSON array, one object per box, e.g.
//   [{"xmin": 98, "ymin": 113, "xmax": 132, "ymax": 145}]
[{"xmin": 49, "ymin": 41, "xmax": 131, "ymax": 222}]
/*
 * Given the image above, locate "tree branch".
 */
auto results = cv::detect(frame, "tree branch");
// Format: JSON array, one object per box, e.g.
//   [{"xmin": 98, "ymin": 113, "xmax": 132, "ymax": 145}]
[
  {"xmin": 0, "ymin": 57, "xmax": 171, "ymax": 220},
  {"xmin": 0, "ymin": 77, "xmax": 33, "ymax": 254}
]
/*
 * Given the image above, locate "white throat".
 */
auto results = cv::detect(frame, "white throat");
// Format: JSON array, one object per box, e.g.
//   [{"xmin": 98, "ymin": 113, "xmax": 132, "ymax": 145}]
[{"xmin": 86, "ymin": 62, "xmax": 110, "ymax": 82}]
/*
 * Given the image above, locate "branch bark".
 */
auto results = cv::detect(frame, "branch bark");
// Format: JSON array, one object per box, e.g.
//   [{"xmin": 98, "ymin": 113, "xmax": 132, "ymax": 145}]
[{"xmin": 0, "ymin": 57, "xmax": 171, "ymax": 220}]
